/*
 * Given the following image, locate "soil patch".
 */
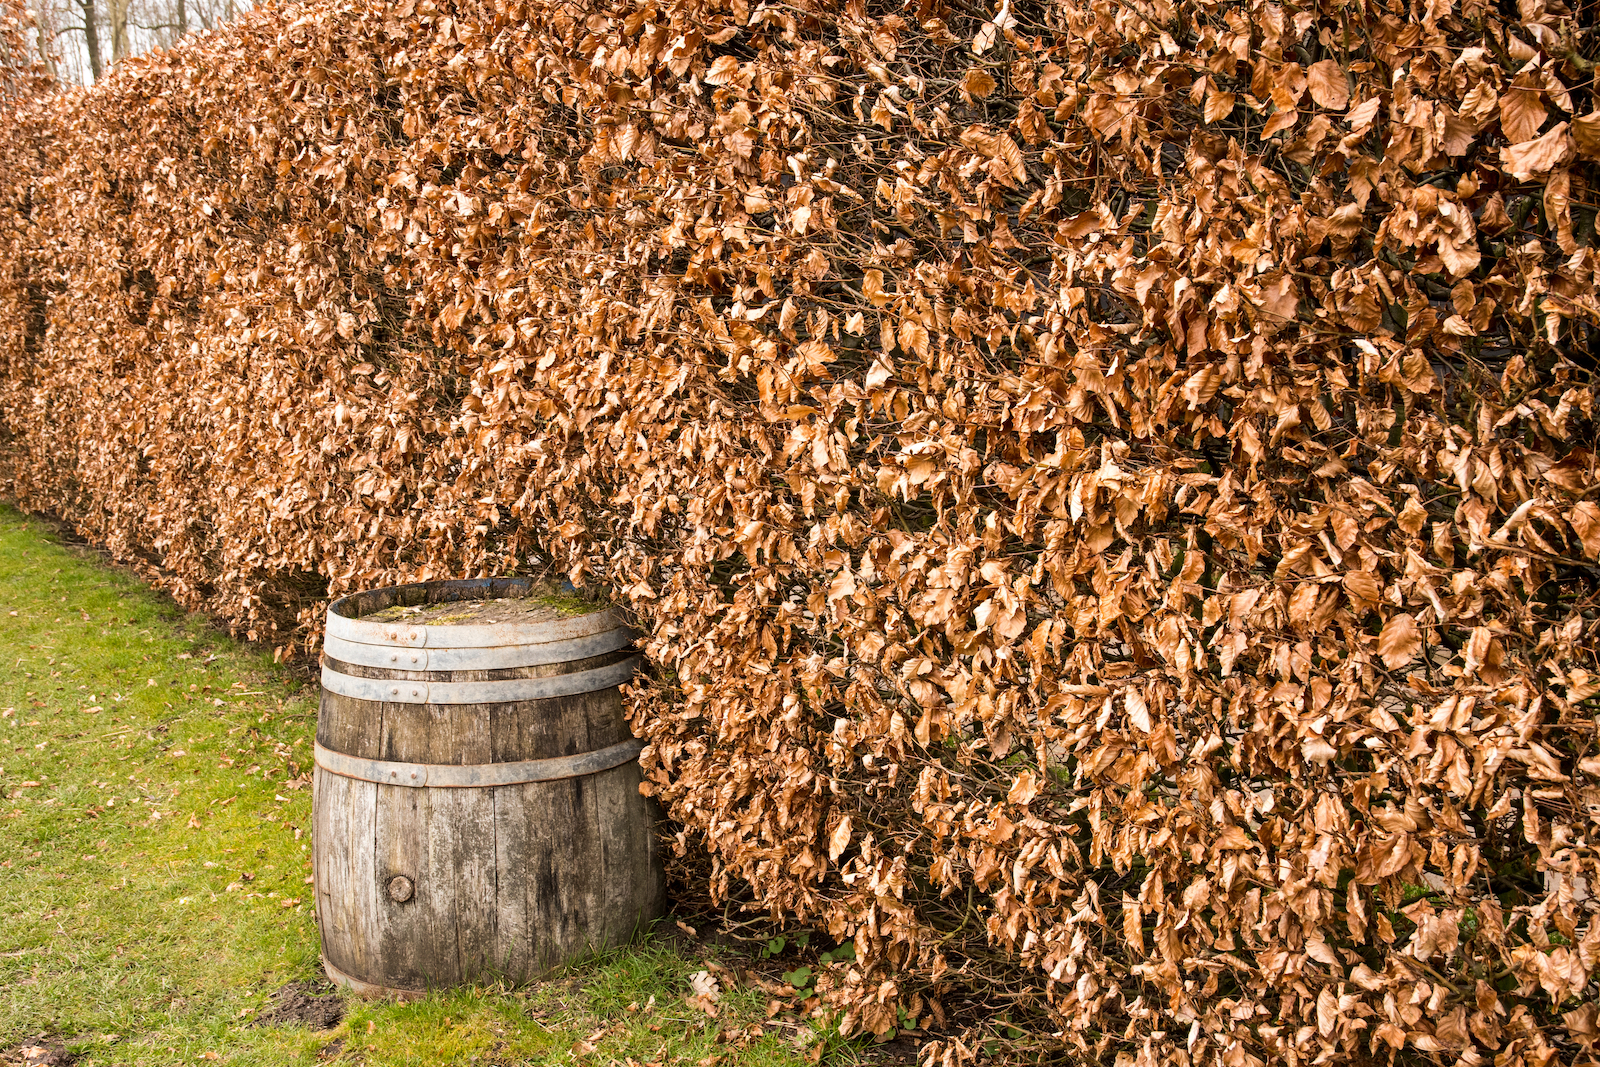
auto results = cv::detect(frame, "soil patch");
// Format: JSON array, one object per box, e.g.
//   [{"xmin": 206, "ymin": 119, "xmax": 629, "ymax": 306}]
[
  {"xmin": 253, "ymin": 979, "xmax": 345, "ymax": 1031},
  {"xmin": 864, "ymin": 1033, "xmax": 923, "ymax": 1065},
  {"xmin": 0, "ymin": 1035, "xmax": 76, "ymax": 1066}
]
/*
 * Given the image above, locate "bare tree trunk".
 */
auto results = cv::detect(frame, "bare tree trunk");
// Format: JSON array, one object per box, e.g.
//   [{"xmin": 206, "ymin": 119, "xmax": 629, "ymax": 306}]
[
  {"xmin": 176, "ymin": 0, "xmax": 187, "ymax": 37},
  {"xmin": 31, "ymin": 0, "xmax": 56, "ymax": 80},
  {"xmin": 108, "ymin": 0, "xmax": 128, "ymax": 64},
  {"xmin": 76, "ymin": 0, "xmax": 101, "ymax": 81}
]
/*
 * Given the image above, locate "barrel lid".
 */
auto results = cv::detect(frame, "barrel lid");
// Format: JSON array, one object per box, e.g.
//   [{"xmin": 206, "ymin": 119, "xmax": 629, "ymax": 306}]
[{"xmin": 327, "ymin": 578, "xmax": 627, "ymax": 650}]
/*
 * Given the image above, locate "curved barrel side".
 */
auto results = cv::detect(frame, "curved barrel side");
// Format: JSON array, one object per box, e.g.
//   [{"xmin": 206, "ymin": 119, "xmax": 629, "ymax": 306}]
[{"xmin": 312, "ymin": 584, "xmax": 664, "ymax": 995}]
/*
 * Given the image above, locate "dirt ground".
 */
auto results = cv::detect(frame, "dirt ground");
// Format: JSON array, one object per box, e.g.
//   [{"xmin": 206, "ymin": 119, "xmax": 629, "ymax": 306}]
[{"xmin": 252, "ymin": 980, "xmax": 345, "ymax": 1031}]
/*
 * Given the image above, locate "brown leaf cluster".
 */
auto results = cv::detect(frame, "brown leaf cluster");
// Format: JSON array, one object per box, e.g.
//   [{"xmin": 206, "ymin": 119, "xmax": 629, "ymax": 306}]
[{"xmin": 2, "ymin": 0, "xmax": 1599, "ymax": 1063}]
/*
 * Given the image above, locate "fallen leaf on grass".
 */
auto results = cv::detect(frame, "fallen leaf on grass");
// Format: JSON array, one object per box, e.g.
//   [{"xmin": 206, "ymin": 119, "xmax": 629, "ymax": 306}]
[{"xmin": 686, "ymin": 969, "xmax": 722, "ymax": 1016}]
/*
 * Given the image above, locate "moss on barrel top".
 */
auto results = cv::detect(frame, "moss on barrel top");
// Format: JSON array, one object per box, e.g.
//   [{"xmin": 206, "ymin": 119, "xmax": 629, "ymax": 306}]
[{"xmin": 362, "ymin": 582, "xmax": 600, "ymax": 627}]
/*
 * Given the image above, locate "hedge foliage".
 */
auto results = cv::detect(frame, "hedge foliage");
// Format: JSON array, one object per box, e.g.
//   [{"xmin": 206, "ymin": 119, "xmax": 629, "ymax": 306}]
[{"xmin": 2, "ymin": 0, "xmax": 1599, "ymax": 1062}]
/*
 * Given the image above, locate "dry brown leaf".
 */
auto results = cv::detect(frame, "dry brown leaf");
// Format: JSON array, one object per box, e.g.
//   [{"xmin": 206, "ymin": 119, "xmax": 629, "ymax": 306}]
[
  {"xmin": 1438, "ymin": 233, "xmax": 1481, "ymax": 278},
  {"xmin": 1575, "ymin": 111, "xmax": 1600, "ymax": 161},
  {"xmin": 1501, "ymin": 122, "xmax": 1575, "ymax": 179},
  {"xmin": 1204, "ymin": 89, "xmax": 1236, "ymax": 125},
  {"xmin": 828, "ymin": 815, "xmax": 852, "ymax": 863},
  {"xmin": 1343, "ymin": 570, "xmax": 1381, "ymax": 609},
  {"xmin": 1181, "ymin": 365, "xmax": 1221, "ymax": 407},
  {"xmin": 861, "ymin": 269, "xmax": 889, "ymax": 308},
  {"xmin": 1007, "ymin": 768, "xmax": 1039, "ymax": 806},
  {"xmin": 971, "ymin": 23, "xmax": 995, "ymax": 55},
  {"xmin": 962, "ymin": 67, "xmax": 997, "ymax": 99},
  {"xmin": 1570, "ymin": 502, "xmax": 1600, "ymax": 558},
  {"xmin": 703, "ymin": 55, "xmax": 740, "ymax": 86},
  {"xmin": 686, "ymin": 969, "xmax": 722, "ymax": 1016},
  {"xmin": 1306, "ymin": 60, "xmax": 1350, "ymax": 111},
  {"xmin": 1499, "ymin": 88, "xmax": 1548, "ymax": 145},
  {"xmin": 1398, "ymin": 496, "xmax": 1428, "ymax": 536},
  {"xmin": 1378, "ymin": 612, "xmax": 1422, "ymax": 671}
]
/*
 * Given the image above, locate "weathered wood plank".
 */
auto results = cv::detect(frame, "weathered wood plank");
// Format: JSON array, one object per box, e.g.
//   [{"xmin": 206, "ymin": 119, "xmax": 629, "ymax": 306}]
[
  {"xmin": 372, "ymin": 777, "xmax": 429, "ymax": 988},
  {"xmin": 313, "ymin": 768, "xmax": 381, "ymax": 984},
  {"xmin": 443, "ymin": 696, "xmax": 496, "ymax": 983},
  {"xmin": 491, "ymin": 784, "xmax": 532, "ymax": 980}
]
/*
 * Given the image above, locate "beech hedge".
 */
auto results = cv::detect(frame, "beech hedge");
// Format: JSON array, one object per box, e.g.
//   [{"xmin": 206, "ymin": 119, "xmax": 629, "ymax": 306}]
[{"xmin": 2, "ymin": 0, "xmax": 1598, "ymax": 1062}]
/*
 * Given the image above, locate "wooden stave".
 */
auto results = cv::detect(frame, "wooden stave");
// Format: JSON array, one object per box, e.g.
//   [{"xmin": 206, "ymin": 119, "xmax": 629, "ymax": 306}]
[{"xmin": 313, "ymin": 755, "xmax": 659, "ymax": 992}]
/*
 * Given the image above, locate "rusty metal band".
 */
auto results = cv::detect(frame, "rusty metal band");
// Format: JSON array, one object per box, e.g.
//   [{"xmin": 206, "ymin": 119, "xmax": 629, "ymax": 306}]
[
  {"xmin": 312, "ymin": 736, "xmax": 646, "ymax": 789},
  {"xmin": 319, "ymin": 654, "xmax": 642, "ymax": 705},
  {"xmin": 325, "ymin": 604, "xmax": 625, "ymax": 650},
  {"xmin": 322, "ymin": 627, "xmax": 635, "ymax": 671}
]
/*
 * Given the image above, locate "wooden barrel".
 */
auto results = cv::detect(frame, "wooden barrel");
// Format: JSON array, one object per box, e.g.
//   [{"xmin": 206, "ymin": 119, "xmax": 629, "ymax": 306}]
[{"xmin": 311, "ymin": 578, "xmax": 665, "ymax": 996}]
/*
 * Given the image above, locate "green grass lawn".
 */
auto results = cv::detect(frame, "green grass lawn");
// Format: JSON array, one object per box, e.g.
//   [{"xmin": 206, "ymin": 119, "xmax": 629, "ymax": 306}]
[{"xmin": 0, "ymin": 507, "xmax": 831, "ymax": 1067}]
